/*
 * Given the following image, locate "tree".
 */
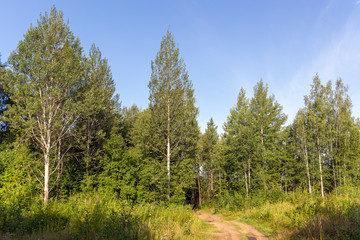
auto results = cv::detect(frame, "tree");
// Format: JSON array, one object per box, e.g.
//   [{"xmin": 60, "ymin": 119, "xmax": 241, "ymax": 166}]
[
  {"xmin": 4, "ymin": 7, "xmax": 83, "ymax": 205},
  {"xmin": 293, "ymin": 108, "xmax": 312, "ymax": 194},
  {"xmin": 223, "ymin": 81, "xmax": 286, "ymax": 197},
  {"xmin": 223, "ymin": 88, "xmax": 254, "ymax": 196},
  {"xmin": 304, "ymin": 74, "xmax": 328, "ymax": 198},
  {"xmin": 75, "ymin": 44, "xmax": 116, "ymax": 189},
  {"xmin": 148, "ymin": 30, "xmax": 199, "ymax": 201},
  {"xmin": 332, "ymin": 79, "xmax": 353, "ymax": 187},
  {"xmin": 199, "ymin": 118, "xmax": 219, "ymax": 201},
  {"xmin": 249, "ymin": 80, "xmax": 287, "ymax": 193}
]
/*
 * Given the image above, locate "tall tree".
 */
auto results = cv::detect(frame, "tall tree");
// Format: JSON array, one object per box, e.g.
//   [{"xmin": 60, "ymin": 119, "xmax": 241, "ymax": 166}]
[
  {"xmin": 75, "ymin": 44, "xmax": 116, "ymax": 189},
  {"xmin": 249, "ymin": 80, "xmax": 287, "ymax": 193},
  {"xmin": 223, "ymin": 88, "xmax": 254, "ymax": 196},
  {"xmin": 331, "ymin": 79, "xmax": 355, "ymax": 187},
  {"xmin": 304, "ymin": 74, "xmax": 328, "ymax": 198},
  {"xmin": 4, "ymin": 7, "xmax": 83, "ymax": 205},
  {"xmin": 293, "ymin": 108, "xmax": 312, "ymax": 194},
  {"xmin": 148, "ymin": 30, "xmax": 199, "ymax": 201},
  {"xmin": 200, "ymin": 118, "xmax": 219, "ymax": 200}
]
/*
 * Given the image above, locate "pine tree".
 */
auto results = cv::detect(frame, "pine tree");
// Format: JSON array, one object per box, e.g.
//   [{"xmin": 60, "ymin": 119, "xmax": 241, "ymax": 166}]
[
  {"xmin": 147, "ymin": 30, "xmax": 199, "ymax": 201},
  {"xmin": 4, "ymin": 7, "xmax": 83, "ymax": 205}
]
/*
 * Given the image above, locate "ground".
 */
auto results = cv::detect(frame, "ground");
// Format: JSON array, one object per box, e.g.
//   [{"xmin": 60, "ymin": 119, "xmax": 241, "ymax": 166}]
[{"xmin": 196, "ymin": 211, "xmax": 269, "ymax": 240}]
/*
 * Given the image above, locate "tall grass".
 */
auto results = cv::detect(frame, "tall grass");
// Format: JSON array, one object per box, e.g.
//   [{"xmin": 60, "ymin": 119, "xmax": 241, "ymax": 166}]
[
  {"xmin": 0, "ymin": 191, "xmax": 202, "ymax": 239},
  {"xmin": 212, "ymin": 186, "xmax": 360, "ymax": 239}
]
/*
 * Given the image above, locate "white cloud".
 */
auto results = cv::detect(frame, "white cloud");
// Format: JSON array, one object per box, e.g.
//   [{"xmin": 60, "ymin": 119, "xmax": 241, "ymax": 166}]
[{"xmin": 355, "ymin": 0, "xmax": 360, "ymax": 5}]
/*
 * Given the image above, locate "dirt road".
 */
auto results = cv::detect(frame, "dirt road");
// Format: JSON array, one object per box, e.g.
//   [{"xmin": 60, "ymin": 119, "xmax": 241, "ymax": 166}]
[{"xmin": 196, "ymin": 212, "xmax": 269, "ymax": 240}]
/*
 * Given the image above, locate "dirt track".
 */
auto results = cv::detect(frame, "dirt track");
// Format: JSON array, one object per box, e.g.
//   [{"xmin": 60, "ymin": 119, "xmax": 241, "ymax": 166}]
[{"xmin": 196, "ymin": 212, "xmax": 268, "ymax": 240}]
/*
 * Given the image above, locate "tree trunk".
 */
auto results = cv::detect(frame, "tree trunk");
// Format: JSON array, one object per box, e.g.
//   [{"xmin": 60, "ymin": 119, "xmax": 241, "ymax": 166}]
[
  {"xmin": 317, "ymin": 137, "xmax": 325, "ymax": 198},
  {"xmin": 248, "ymin": 159, "xmax": 251, "ymax": 193},
  {"xmin": 197, "ymin": 164, "xmax": 201, "ymax": 206},
  {"xmin": 329, "ymin": 142, "xmax": 337, "ymax": 189},
  {"xmin": 244, "ymin": 167, "xmax": 248, "ymax": 197},
  {"xmin": 210, "ymin": 169, "xmax": 214, "ymax": 196},
  {"xmin": 219, "ymin": 171, "xmax": 221, "ymax": 194},
  {"xmin": 167, "ymin": 100, "xmax": 171, "ymax": 200},
  {"xmin": 304, "ymin": 145, "xmax": 312, "ymax": 194},
  {"xmin": 44, "ymin": 148, "xmax": 50, "ymax": 206},
  {"xmin": 167, "ymin": 135, "xmax": 171, "ymax": 200},
  {"xmin": 343, "ymin": 163, "xmax": 346, "ymax": 185}
]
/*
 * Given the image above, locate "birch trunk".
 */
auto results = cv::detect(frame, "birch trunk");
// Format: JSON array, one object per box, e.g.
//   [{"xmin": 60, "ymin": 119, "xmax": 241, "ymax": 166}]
[
  {"xmin": 244, "ymin": 167, "xmax": 248, "ymax": 197},
  {"xmin": 317, "ymin": 137, "xmax": 325, "ymax": 198},
  {"xmin": 197, "ymin": 164, "xmax": 202, "ymax": 206},
  {"xmin": 304, "ymin": 145, "xmax": 312, "ymax": 194},
  {"xmin": 44, "ymin": 147, "xmax": 50, "ymax": 205},
  {"xmin": 167, "ymin": 99, "xmax": 171, "ymax": 200}
]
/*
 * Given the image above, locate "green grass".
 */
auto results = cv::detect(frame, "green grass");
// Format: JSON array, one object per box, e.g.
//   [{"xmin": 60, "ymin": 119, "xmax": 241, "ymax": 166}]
[
  {"xmin": 0, "ymin": 191, "xmax": 204, "ymax": 239},
  {"xmin": 210, "ymin": 186, "xmax": 360, "ymax": 239}
]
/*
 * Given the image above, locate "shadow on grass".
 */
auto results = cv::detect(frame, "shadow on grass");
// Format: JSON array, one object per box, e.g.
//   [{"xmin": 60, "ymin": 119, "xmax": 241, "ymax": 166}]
[
  {"xmin": 0, "ymin": 204, "xmax": 153, "ymax": 240},
  {"xmin": 287, "ymin": 203, "xmax": 360, "ymax": 240}
]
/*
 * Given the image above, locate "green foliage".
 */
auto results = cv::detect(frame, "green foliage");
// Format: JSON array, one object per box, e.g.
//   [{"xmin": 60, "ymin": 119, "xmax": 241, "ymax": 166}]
[
  {"xmin": 198, "ymin": 118, "xmax": 219, "ymax": 203},
  {"xmin": 4, "ymin": 6, "xmax": 84, "ymax": 204},
  {"xmin": 75, "ymin": 44, "xmax": 116, "ymax": 180},
  {"xmin": 146, "ymin": 30, "xmax": 199, "ymax": 202},
  {"xmin": 0, "ymin": 54, "xmax": 9, "ymax": 132},
  {"xmin": 223, "ymin": 80, "xmax": 287, "ymax": 198},
  {"xmin": 0, "ymin": 144, "xmax": 38, "ymax": 207}
]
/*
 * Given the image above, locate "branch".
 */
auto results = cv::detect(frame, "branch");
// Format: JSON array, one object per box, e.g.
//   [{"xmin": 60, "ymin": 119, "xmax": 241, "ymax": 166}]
[{"xmin": 29, "ymin": 166, "xmax": 44, "ymax": 189}]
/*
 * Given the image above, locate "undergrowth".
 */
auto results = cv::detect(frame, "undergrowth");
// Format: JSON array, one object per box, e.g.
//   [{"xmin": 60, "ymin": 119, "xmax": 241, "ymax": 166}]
[{"xmin": 0, "ymin": 191, "xmax": 202, "ymax": 239}]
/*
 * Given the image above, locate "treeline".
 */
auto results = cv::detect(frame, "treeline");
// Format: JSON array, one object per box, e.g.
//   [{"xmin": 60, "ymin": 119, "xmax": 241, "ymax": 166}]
[
  {"xmin": 202, "ymin": 77, "xmax": 360, "ymax": 206},
  {"xmin": 0, "ymin": 7, "xmax": 359, "ymax": 210}
]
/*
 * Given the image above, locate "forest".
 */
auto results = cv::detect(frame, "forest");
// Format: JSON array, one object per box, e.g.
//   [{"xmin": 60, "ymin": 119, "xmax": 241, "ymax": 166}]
[{"xmin": 0, "ymin": 7, "xmax": 359, "ymax": 240}]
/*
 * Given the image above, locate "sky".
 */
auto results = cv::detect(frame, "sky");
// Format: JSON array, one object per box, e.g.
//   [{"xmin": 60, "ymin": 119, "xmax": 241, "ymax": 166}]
[{"xmin": 1, "ymin": 0, "xmax": 360, "ymax": 133}]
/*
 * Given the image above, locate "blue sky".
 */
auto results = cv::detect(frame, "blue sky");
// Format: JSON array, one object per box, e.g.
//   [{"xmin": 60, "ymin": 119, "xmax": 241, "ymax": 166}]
[{"xmin": 1, "ymin": 1, "xmax": 360, "ymax": 133}]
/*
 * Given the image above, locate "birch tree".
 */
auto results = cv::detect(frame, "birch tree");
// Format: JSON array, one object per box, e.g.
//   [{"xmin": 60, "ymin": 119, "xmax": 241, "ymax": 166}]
[
  {"xmin": 304, "ymin": 74, "xmax": 327, "ymax": 198},
  {"xmin": 148, "ymin": 30, "xmax": 199, "ymax": 201},
  {"xmin": 5, "ymin": 7, "xmax": 83, "ymax": 205},
  {"xmin": 293, "ymin": 108, "xmax": 312, "ymax": 194}
]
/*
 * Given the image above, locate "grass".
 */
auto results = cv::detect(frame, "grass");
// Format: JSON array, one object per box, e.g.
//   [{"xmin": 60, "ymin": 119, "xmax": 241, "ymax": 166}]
[
  {"xmin": 0, "ymin": 191, "xmax": 206, "ymax": 240},
  {"xmin": 195, "ymin": 219, "xmax": 219, "ymax": 240},
  {"xmin": 210, "ymin": 186, "xmax": 360, "ymax": 239},
  {"xmin": 3, "ymin": 187, "xmax": 359, "ymax": 239}
]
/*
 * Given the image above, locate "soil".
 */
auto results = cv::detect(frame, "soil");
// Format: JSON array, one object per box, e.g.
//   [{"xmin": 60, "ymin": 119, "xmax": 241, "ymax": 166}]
[{"xmin": 196, "ymin": 212, "xmax": 269, "ymax": 240}]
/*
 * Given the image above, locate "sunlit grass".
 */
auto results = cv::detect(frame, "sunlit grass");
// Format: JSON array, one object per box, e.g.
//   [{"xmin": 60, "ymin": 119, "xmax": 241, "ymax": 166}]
[{"xmin": 216, "ymin": 186, "xmax": 360, "ymax": 239}]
